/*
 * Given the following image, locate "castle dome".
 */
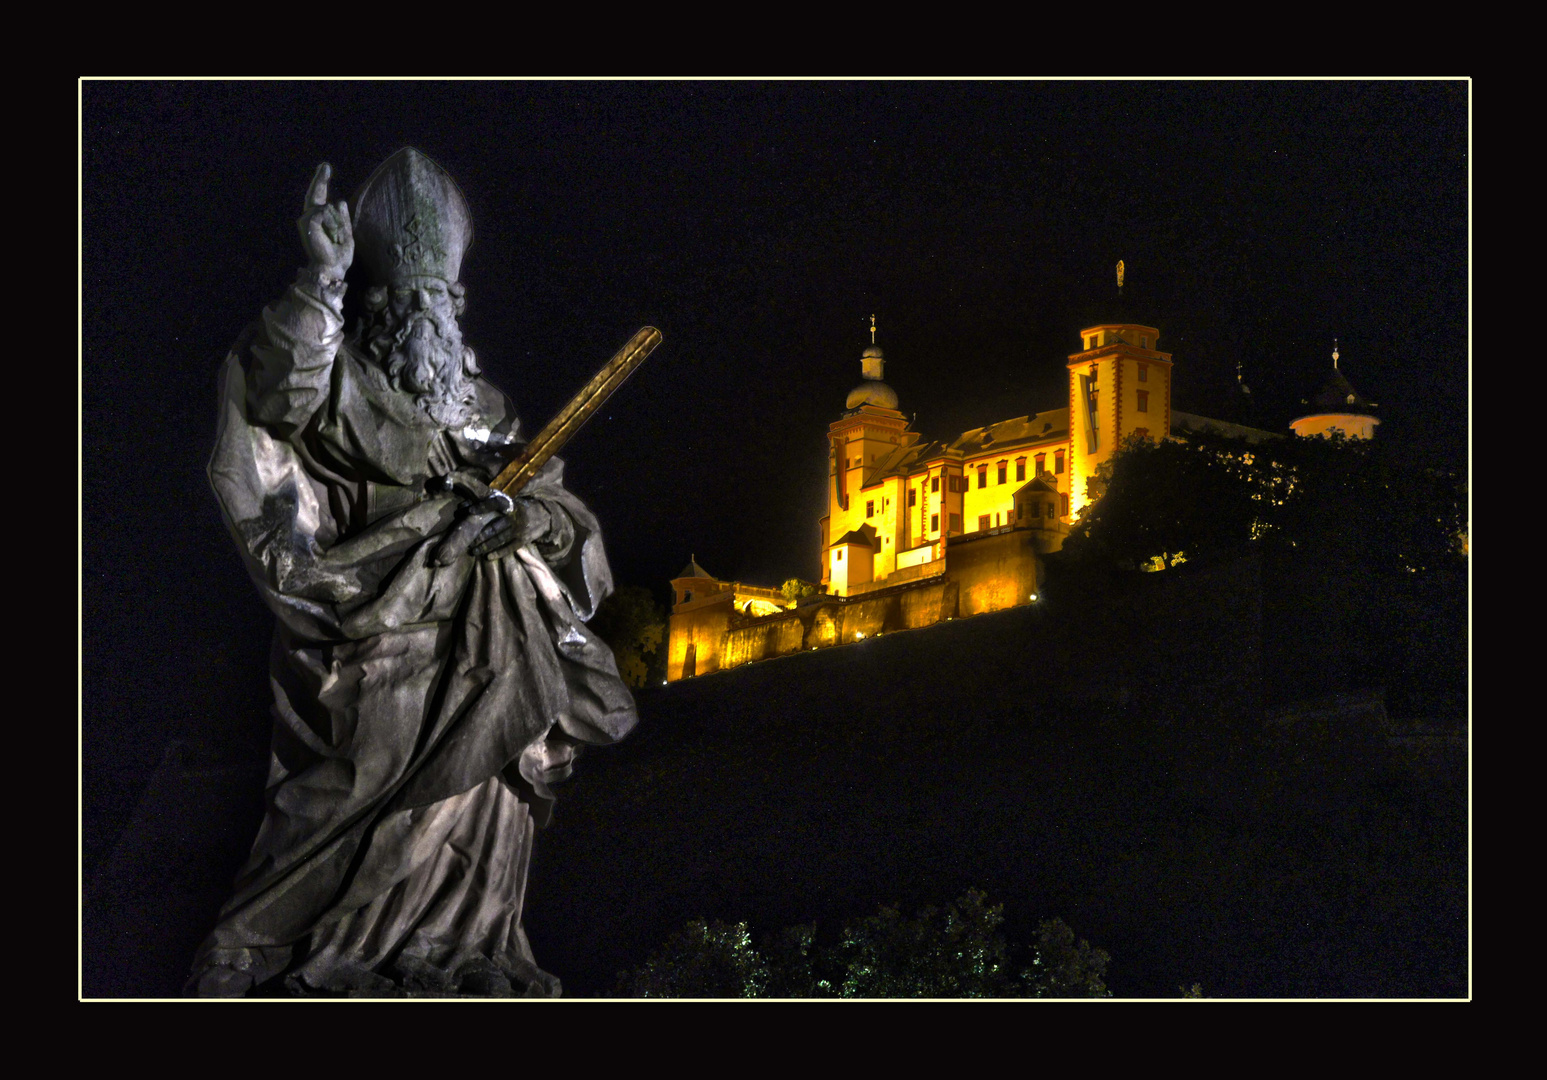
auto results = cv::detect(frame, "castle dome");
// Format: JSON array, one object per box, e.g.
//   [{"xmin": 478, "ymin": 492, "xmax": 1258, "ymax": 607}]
[
  {"xmin": 846, "ymin": 341, "xmax": 898, "ymax": 409},
  {"xmin": 1289, "ymin": 344, "xmax": 1380, "ymax": 440},
  {"xmin": 846, "ymin": 380, "xmax": 899, "ymax": 409}
]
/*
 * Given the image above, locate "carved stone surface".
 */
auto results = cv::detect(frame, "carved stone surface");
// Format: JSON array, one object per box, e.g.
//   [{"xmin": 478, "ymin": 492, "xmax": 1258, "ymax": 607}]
[{"xmin": 187, "ymin": 148, "xmax": 637, "ymax": 997}]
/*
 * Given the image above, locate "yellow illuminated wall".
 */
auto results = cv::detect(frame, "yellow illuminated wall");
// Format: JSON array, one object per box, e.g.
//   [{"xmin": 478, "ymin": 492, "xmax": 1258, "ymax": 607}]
[
  {"xmin": 1289, "ymin": 413, "xmax": 1380, "ymax": 441},
  {"xmin": 958, "ymin": 452, "xmax": 1061, "ymax": 535}
]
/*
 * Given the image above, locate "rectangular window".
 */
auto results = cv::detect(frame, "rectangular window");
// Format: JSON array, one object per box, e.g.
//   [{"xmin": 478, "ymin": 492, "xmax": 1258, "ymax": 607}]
[
  {"xmin": 1137, "ymin": 390, "xmax": 1149, "ymax": 413},
  {"xmin": 931, "ymin": 476, "xmax": 940, "ymax": 493},
  {"xmin": 837, "ymin": 549, "xmax": 844, "ymax": 561},
  {"xmin": 948, "ymin": 513, "xmax": 961, "ymax": 534},
  {"xmin": 866, "ymin": 500, "xmax": 875, "ymax": 518},
  {"xmin": 997, "ymin": 462, "xmax": 1007, "ymax": 484},
  {"xmin": 1059, "ymin": 494, "xmax": 1069, "ymax": 516},
  {"xmin": 1017, "ymin": 503, "xmax": 1025, "ymax": 520},
  {"xmin": 1138, "ymin": 362, "xmax": 1148, "ymax": 382},
  {"xmin": 1140, "ymin": 337, "xmax": 1149, "ymax": 350},
  {"xmin": 1054, "ymin": 450, "xmax": 1065, "ymax": 474},
  {"xmin": 977, "ymin": 465, "xmax": 988, "ymax": 488},
  {"xmin": 1015, "ymin": 458, "xmax": 1026, "ymax": 482},
  {"xmin": 1046, "ymin": 502, "xmax": 1055, "ymax": 519},
  {"xmin": 1035, "ymin": 452, "xmax": 1046, "ymax": 475},
  {"xmin": 979, "ymin": 514, "xmax": 991, "ymax": 532},
  {"xmin": 931, "ymin": 513, "xmax": 939, "ymax": 532},
  {"xmin": 908, "ymin": 489, "xmax": 917, "ymax": 507}
]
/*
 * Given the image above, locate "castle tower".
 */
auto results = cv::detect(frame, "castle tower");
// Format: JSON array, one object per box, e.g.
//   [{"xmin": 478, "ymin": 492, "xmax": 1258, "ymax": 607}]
[
  {"xmin": 1066, "ymin": 320, "xmax": 1174, "ymax": 520},
  {"xmin": 1290, "ymin": 342, "xmax": 1380, "ymax": 440},
  {"xmin": 820, "ymin": 318, "xmax": 920, "ymax": 595}
]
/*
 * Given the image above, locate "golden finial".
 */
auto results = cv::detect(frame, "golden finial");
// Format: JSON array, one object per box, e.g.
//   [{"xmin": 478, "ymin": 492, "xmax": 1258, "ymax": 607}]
[
  {"xmin": 870, "ymin": 314, "xmax": 877, "ymax": 345},
  {"xmin": 1116, "ymin": 260, "xmax": 1125, "ymax": 291},
  {"xmin": 1332, "ymin": 339, "xmax": 1340, "ymax": 369}
]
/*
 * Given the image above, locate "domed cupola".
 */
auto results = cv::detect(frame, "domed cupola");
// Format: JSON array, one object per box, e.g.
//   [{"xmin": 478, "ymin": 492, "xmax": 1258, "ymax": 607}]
[
  {"xmin": 1289, "ymin": 341, "xmax": 1380, "ymax": 441},
  {"xmin": 846, "ymin": 318, "xmax": 900, "ymax": 410}
]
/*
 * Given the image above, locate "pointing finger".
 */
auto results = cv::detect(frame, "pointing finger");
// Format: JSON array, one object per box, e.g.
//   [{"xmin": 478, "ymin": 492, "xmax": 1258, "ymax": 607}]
[{"xmin": 305, "ymin": 162, "xmax": 332, "ymax": 209}]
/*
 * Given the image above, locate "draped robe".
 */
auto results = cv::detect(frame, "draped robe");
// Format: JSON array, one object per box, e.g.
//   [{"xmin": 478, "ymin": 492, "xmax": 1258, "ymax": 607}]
[{"xmin": 189, "ymin": 277, "xmax": 637, "ymax": 996}]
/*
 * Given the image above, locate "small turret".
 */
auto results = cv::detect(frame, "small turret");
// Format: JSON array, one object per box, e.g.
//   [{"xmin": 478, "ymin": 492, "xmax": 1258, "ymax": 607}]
[
  {"xmin": 1290, "ymin": 341, "xmax": 1380, "ymax": 440},
  {"xmin": 846, "ymin": 315, "xmax": 899, "ymax": 409}
]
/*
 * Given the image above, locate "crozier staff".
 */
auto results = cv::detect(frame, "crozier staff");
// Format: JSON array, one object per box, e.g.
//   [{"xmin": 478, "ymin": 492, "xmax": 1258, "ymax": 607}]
[{"xmin": 190, "ymin": 149, "xmax": 638, "ymax": 997}]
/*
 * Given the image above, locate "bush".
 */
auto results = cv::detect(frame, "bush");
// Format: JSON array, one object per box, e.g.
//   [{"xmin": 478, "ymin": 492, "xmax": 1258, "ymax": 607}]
[
  {"xmin": 615, "ymin": 919, "xmax": 768, "ymax": 998},
  {"xmin": 589, "ymin": 585, "xmax": 666, "ymax": 687},
  {"xmin": 1024, "ymin": 917, "xmax": 1112, "ymax": 997},
  {"xmin": 615, "ymin": 890, "xmax": 1113, "ymax": 998}
]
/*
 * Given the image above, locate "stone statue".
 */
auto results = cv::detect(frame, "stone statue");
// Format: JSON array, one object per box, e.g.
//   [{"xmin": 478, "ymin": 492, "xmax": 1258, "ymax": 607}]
[{"xmin": 188, "ymin": 148, "xmax": 638, "ymax": 996}]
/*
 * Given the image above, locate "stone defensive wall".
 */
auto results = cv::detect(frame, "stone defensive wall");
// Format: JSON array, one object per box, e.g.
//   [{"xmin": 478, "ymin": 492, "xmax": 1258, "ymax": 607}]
[{"xmin": 668, "ymin": 529, "xmax": 1046, "ymax": 681}]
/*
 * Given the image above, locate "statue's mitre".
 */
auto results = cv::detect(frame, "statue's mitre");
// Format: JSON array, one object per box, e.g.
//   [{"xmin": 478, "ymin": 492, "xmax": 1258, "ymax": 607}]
[{"xmin": 352, "ymin": 147, "xmax": 472, "ymax": 285}]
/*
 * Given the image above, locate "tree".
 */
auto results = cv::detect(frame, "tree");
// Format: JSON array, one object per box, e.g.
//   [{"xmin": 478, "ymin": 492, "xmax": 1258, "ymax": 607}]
[
  {"xmin": 588, "ymin": 585, "xmax": 666, "ymax": 687},
  {"xmin": 1023, "ymin": 917, "xmax": 1112, "ymax": 997},
  {"xmin": 824, "ymin": 889, "xmax": 1018, "ymax": 998},
  {"xmin": 614, "ymin": 890, "xmax": 1112, "ymax": 998},
  {"xmin": 614, "ymin": 920, "xmax": 768, "ymax": 998},
  {"xmin": 1064, "ymin": 426, "xmax": 1467, "ymax": 581},
  {"xmin": 781, "ymin": 578, "xmax": 822, "ymax": 603},
  {"xmin": 1065, "ymin": 429, "xmax": 1264, "ymax": 571}
]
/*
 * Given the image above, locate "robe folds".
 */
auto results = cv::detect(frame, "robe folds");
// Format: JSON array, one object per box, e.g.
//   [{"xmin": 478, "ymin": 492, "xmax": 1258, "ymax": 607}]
[{"xmin": 190, "ymin": 278, "xmax": 637, "ymax": 996}]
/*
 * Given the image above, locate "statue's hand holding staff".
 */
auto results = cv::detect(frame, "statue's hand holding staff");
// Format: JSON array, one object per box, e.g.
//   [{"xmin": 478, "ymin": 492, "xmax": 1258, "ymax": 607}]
[
  {"xmin": 428, "ymin": 473, "xmax": 553, "ymax": 566},
  {"xmin": 298, "ymin": 162, "xmax": 354, "ymax": 282}
]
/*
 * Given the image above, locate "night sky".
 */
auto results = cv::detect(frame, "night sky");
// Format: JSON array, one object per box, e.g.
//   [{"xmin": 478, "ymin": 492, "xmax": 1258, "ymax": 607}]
[{"xmin": 81, "ymin": 81, "xmax": 1469, "ymax": 867}]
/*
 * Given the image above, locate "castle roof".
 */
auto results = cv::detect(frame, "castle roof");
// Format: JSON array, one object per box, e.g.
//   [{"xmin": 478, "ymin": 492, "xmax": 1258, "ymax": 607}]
[
  {"xmin": 847, "ymin": 340, "xmax": 899, "ymax": 409},
  {"xmin": 1170, "ymin": 410, "xmax": 1280, "ymax": 445},
  {"xmin": 675, "ymin": 556, "xmax": 715, "ymax": 580},
  {"xmin": 1305, "ymin": 367, "xmax": 1375, "ymax": 413},
  {"xmin": 1071, "ymin": 262, "xmax": 1160, "ymax": 333},
  {"xmin": 846, "ymin": 381, "xmax": 900, "ymax": 409},
  {"xmin": 831, "ymin": 528, "xmax": 876, "ymax": 549},
  {"xmin": 1012, "ymin": 475, "xmax": 1060, "ymax": 500},
  {"xmin": 949, "ymin": 409, "xmax": 1068, "ymax": 456}
]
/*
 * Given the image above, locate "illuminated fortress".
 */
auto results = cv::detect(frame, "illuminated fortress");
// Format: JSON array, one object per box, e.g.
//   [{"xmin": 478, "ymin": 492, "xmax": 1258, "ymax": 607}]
[{"xmin": 665, "ymin": 302, "xmax": 1377, "ymax": 683}]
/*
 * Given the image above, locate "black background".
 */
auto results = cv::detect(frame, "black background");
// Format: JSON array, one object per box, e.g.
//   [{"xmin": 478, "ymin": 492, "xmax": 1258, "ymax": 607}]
[{"xmin": 81, "ymin": 80, "xmax": 1468, "ymax": 883}]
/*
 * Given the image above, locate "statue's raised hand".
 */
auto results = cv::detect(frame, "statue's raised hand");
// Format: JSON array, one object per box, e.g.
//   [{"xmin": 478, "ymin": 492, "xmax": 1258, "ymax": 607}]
[{"xmin": 297, "ymin": 162, "xmax": 354, "ymax": 281}]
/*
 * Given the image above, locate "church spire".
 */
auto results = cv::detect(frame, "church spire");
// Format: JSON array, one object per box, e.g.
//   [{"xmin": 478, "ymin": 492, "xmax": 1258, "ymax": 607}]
[
  {"xmin": 1333, "ymin": 339, "xmax": 1340, "ymax": 370},
  {"xmin": 870, "ymin": 314, "xmax": 877, "ymax": 345}
]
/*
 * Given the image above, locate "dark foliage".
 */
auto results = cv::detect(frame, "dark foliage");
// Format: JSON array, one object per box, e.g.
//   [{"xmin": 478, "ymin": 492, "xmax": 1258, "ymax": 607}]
[
  {"xmin": 588, "ymin": 585, "xmax": 667, "ymax": 687},
  {"xmin": 1065, "ymin": 427, "xmax": 1467, "ymax": 580},
  {"xmin": 615, "ymin": 890, "xmax": 1111, "ymax": 998},
  {"xmin": 614, "ymin": 919, "xmax": 769, "ymax": 998}
]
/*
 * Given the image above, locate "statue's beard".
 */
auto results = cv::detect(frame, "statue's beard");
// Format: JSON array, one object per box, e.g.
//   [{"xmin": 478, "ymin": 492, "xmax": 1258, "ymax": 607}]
[{"xmin": 374, "ymin": 311, "xmax": 476, "ymax": 428}]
